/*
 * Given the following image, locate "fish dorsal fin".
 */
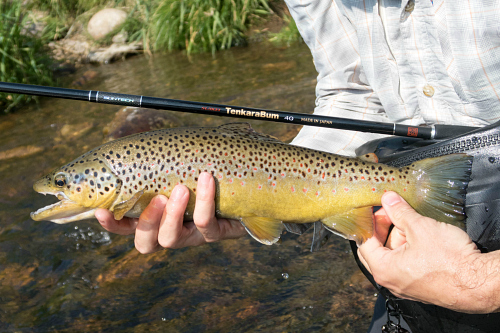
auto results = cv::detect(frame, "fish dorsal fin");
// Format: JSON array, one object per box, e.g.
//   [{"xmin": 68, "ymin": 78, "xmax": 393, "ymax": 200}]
[
  {"xmin": 111, "ymin": 190, "xmax": 144, "ymax": 220},
  {"xmin": 358, "ymin": 153, "xmax": 379, "ymax": 163},
  {"xmin": 321, "ymin": 207, "xmax": 373, "ymax": 245},
  {"xmin": 217, "ymin": 123, "xmax": 282, "ymax": 143},
  {"xmin": 240, "ymin": 216, "xmax": 284, "ymax": 245}
]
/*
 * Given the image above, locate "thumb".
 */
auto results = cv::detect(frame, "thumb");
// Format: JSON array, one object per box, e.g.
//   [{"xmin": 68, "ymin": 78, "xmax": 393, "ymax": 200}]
[{"xmin": 381, "ymin": 191, "xmax": 421, "ymax": 233}]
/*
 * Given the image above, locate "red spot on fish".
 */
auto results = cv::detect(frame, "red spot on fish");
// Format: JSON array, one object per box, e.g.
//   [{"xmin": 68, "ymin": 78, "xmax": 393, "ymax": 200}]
[
  {"xmin": 138, "ymin": 173, "xmax": 141, "ymax": 177},
  {"xmin": 181, "ymin": 162, "xmax": 184, "ymax": 166},
  {"xmin": 258, "ymin": 185, "xmax": 262, "ymax": 190},
  {"xmin": 163, "ymin": 186, "xmax": 166, "ymax": 190},
  {"xmin": 344, "ymin": 188, "xmax": 349, "ymax": 192},
  {"xmin": 320, "ymin": 159, "xmax": 324, "ymax": 163},
  {"xmin": 208, "ymin": 163, "xmax": 212, "ymax": 166},
  {"xmin": 307, "ymin": 168, "xmax": 311, "ymax": 173},
  {"xmin": 322, "ymin": 173, "xmax": 325, "ymax": 179},
  {"xmin": 242, "ymin": 155, "xmax": 245, "ymax": 158},
  {"xmin": 281, "ymin": 173, "xmax": 285, "ymax": 177},
  {"xmin": 315, "ymin": 191, "xmax": 319, "ymax": 196},
  {"xmin": 272, "ymin": 182, "xmax": 276, "ymax": 186},
  {"xmin": 293, "ymin": 158, "xmax": 296, "ymax": 163},
  {"xmin": 225, "ymin": 152, "xmax": 228, "ymax": 156},
  {"xmin": 218, "ymin": 174, "xmax": 223, "ymax": 179},
  {"xmin": 153, "ymin": 179, "xmax": 156, "ymax": 183},
  {"xmin": 372, "ymin": 188, "xmax": 376, "ymax": 191},
  {"xmin": 229, "ymin": 179, "xmax": 233, "ymax": 183},
  {"xmin": 232, "ymin": 192, "xmax": 235, "ymax": 195},
  {"xmin": 268, "ymin": 176, "xmax": 272, "ymax": 180},
  {"xmin": 404, "ymin": 188, "xmax": 407, "ymax": 192},
  {"xmin": 238, "ymin": 174, "xmax": 242, "ymax": 178},
  {"xmin": 196, "ymin": 149, "xmax": 199, "ymax": 153},
  {"xmin": 254, "ymin": 167, "xmax": 258, "ymax": 171},
  {"xmin": 192, "ymin": 170, "xmax": 196, "ymax": 173},
  {"xmin": 332, "ymin": 189, "xmax": 336, "ymax": 194},
  {"xmin": 176, "ymin": 182, "xmax": 180, "ymax": 186},
  {"xmin": 166, "ymin": 170, "xmax": 169, "ymax": 174},
  {"xmin": 241, "ymin": 181, "xmax": 245, "ymax": 186},
  {"xmin": 361, "ymin": 176, "xmax": 365, "ymax": 180},
  {"xmin": 391, "ymin": 177, "xmax": 395, "ymax": 181},
  {"xmin": 303, "ymin": 188, "xmax": 308, "ymax": 193},
  {"xmin": 300, "ymin": 163, "xmax": 303, "ymax": 167},
  {"xmin": 233, "ymin": 157, "xmax": 236, "ymax": 160},
  {"xmin": 238, "ymin": 165, "xmax": 242, "ymax": 168},
  {"xmin": 273, "ymin": 155, "xmax": 276, "ymax": 159},
  {"xmin": 291, "ymin": 186, "xmax": 295, "ymax": 192},
  {"xmin": 384, "ymin": 189, "xmax": 387, "ymax": 192},
  {"xmin": 345, "ymin": 169, "xmax": 348, "ymax": 173}
]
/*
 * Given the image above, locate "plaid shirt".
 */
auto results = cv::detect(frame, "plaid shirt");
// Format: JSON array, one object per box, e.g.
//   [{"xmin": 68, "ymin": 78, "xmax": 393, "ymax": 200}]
[{"xmin": 287, "ymin": 0, "xmax": 500, "ymax": 156}]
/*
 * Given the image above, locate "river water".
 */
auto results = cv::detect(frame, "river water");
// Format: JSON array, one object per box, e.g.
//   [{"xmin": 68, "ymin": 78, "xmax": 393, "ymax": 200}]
[{"xmin": 0, "ymin": 43, "xmax": 376, "ymax": 332}]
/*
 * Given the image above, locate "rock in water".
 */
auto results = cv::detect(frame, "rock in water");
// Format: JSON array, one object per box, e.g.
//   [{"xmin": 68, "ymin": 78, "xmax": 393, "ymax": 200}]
[
  {"xmin": 103, "ymin": 107, "xmax": 180, "ymax": 141},
  {"xmin": 87, "ymin": 9, "xmax": 127, "ymax": 40}
]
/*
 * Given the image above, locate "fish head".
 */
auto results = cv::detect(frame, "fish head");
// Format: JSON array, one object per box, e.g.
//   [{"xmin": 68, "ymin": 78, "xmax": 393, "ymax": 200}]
[{"xmin": 31, "ymin": 153, "xmax": 122, "ymax": 223}]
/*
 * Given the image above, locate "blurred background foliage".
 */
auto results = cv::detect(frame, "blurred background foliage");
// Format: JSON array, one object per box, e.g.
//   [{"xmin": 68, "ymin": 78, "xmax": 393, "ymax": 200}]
[{"xmin": 0, "ymin": 0, "xmax": 302, "ymax": 113}]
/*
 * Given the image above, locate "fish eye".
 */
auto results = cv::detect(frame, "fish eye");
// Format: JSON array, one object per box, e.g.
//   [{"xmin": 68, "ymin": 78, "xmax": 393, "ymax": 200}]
[{"xmin": 54, "ymin": 175, "xmax": 66, "ymax": 187}]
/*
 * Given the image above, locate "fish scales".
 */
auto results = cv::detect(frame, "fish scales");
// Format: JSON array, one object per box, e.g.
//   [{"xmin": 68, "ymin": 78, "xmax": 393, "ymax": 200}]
[{"xmin": 31, "ymin": 123, "xmax": 472, "ymax": 245}]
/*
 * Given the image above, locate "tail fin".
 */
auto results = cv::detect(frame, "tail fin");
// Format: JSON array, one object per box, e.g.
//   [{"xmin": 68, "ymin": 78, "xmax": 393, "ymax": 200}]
[{"xmin": 405, "ymin": 154, "xmax": 472, "ymax": 228}]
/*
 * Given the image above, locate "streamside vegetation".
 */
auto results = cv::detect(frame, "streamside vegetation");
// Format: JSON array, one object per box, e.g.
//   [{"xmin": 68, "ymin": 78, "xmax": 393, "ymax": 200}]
[
  {"xmin": 0, "ymin": 1, "xmax": 54, "ymax": 113},
  {"xmin": 0, "ymin": 0, "xmax": 302, "ymax": 113}
]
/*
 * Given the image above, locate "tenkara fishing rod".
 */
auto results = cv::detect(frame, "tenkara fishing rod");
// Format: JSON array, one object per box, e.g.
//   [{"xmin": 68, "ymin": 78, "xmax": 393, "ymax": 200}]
[{"xmin": 0, "ymin": 81, "xmax": 479, "ymax": 140}]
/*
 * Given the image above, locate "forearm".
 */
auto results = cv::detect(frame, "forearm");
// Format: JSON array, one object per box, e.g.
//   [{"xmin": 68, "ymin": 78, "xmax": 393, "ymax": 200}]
[{"xmin": 453, "ymin": 250, "xmax": 500, "ymax": 313}]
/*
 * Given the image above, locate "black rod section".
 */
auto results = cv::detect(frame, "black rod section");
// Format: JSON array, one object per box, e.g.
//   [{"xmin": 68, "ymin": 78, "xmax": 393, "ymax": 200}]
[{"xmin": 0, "ymin": 82, "xmax": 479, "ymax": 139}]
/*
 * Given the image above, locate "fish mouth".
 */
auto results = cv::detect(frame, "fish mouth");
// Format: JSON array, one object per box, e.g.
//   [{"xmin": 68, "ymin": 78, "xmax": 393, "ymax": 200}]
[{"xmin": 31, "ymin": 192, "xmax": 97, "ymax": 224}]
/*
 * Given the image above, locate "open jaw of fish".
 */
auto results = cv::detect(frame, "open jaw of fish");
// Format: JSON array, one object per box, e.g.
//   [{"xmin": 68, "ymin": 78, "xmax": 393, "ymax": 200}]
[{"xmin": 30, "ymin": 191, "xmax": 98, "ymax": 224}]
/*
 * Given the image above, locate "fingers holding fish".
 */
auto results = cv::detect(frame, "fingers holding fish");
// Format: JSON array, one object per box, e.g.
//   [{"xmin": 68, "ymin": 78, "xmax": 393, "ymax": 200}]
[
  {"xmin": 157, "ymin": 185, "xmax": 201, "ymax": 249},
  {"xmin": 95, "ymin": 208, "xmax": 138, "ymax": 235},
  {"xmin": 193, "ymin": 172, "xmax": 226, "ymax": 242},
  {"xmin": 134, "ymin": 195, "xmax": 168, "ymax": 253}
]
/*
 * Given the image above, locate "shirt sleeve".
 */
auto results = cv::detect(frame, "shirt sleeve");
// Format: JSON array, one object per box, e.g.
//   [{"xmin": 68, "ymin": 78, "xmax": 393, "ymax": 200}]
[{"xmin": 285, "ymin": 0, "xmax": 391, "ymax": 157}]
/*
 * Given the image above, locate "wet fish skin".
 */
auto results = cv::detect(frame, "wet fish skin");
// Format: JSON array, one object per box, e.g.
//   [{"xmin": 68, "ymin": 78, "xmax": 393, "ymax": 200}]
[{"xmin": 31, "ymin": 123, "xmax": 472, "ymax": 245}]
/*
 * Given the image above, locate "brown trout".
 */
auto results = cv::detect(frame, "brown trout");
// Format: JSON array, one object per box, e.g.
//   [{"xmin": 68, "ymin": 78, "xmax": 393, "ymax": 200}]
[{"xmin": 31, "ymin": 123, "xmax": 472, "ymax": 245}]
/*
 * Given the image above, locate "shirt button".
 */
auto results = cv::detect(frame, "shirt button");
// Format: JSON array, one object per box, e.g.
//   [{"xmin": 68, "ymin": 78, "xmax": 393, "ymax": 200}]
[
  {"xmin": 423, "ymin": 84, "xmax": 435, "ymax": 97},
  {"xmin": 405, "ymin": 0, "xmax": 415, "ymax": 12}
]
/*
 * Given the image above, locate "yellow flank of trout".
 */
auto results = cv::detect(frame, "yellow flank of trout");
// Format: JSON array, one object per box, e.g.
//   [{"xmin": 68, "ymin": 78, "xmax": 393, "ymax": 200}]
[{"xmin": 31, "ymin": 123, "xmax": 472, "ymax": 245}]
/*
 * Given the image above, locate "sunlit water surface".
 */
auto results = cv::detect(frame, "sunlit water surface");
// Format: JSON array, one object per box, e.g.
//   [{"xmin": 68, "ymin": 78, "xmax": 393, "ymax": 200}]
[{"xmin": 0, "ymin": 43, "xmax": 376, "ymax": 332}]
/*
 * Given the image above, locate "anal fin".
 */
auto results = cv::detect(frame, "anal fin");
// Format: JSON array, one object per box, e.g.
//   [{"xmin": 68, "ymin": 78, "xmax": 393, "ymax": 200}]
[
  {"xmin": 321, "ymin": 207, "xmax": 373, "ymax": 245},
  {"xmin": 241, "ymin": 216, "xmax": 284, "ymax": 245},
  {"xmin": 112, "ymin": 190, "xmax": 144, "ymax": 220}
]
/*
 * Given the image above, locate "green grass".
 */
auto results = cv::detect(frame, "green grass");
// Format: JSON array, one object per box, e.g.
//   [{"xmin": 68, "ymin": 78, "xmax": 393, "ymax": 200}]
[
  {"xmin": 0, "ymin": 1, "xmax": 54, "ymax": 113},
  {"xmin": 151, "ymin": 0, "xmax": 272, "ymax": 54}
]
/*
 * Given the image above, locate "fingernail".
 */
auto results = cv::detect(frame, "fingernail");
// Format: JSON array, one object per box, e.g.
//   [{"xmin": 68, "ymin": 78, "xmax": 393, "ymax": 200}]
[
  {"xmin": 153, "ymin": 195, "xmax": 167, "ymax": 208},
  {"xmin": 171, "ymin": 186, "xmax": 188, "ymax": 201},
  {"xmin": 383, "ymin": 191, "xmax": 401, "ymax": 206},
  {"xmin": 198, "ymin": 172, "xmax": 211, "ymax": 186}
]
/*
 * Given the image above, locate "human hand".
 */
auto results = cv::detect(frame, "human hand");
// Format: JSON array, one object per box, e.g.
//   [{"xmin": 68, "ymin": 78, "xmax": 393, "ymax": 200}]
[
  {"xmin": 95, "ymin": 172, "xmax": 247, "ymax": 253},
  {"xmin": 358, "ymin": 191, "xmax": 500, "ymax": 314}
]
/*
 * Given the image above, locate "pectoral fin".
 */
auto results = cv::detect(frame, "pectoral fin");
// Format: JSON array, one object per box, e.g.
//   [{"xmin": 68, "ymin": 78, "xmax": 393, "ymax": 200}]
[
  {"xmin": 358, "ymin": 153, "xmax": 378, "ymax": 163},
  {"xmin": 321, "ymin": 207, "xmax": 373, "ymax": 245},
  {"xmin": 240, "ymin": 216, "xmax": 284, "ymax": 245},
  {"xmin": 111, "ymin": 191, "xmax": 144, "ymax": 220}
]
